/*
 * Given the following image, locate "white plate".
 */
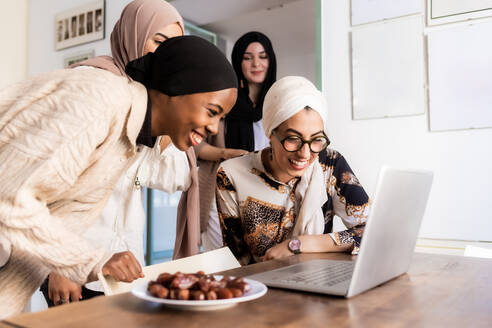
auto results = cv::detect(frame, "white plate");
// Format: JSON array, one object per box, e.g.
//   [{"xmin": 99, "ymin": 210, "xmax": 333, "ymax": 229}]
[{"xmin": 131, "ymin": 275, "xmax": 268, "ymax": 311}]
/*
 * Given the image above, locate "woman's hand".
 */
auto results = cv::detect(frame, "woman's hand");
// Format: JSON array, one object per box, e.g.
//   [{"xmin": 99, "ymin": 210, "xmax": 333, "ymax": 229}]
[
  {"xmin": 197, "ymin": 144, "xmax": 248, "ymax": 161},
  {"xmin": 262, "ymin": 236, "xmax": 354, "ymax": 262},
  {"xmin": 48, "ymin": 273, "xmax": 82, "ymax": 305},
  {"xmin": 222, "ymin": 148, "xmax": 248, "ymax": 160},
  {"xmin": 261, "ymin": 240, "xmax": 293, "ymax": 261},
  {"xmin": 101, "ymin": 251, "xmax": 144, "ymax": 282}
]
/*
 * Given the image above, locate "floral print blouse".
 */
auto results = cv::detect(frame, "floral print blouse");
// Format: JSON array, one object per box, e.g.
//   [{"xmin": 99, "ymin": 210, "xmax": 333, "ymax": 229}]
[{"xmin": 216, "ymin": 148, "xmax": 370, "ymax": 265}]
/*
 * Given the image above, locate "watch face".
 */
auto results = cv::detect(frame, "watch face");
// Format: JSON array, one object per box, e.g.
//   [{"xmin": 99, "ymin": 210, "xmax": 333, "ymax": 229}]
[{"xmin": 289, "ymin": 239, "xmax": 301, "ymax": 253}]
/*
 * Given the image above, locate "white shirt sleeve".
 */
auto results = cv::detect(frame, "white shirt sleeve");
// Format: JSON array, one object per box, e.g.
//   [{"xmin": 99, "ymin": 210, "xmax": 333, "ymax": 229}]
[{"xmin": 136, "ymin": 137, "xmax": 191, "ymax": 193}]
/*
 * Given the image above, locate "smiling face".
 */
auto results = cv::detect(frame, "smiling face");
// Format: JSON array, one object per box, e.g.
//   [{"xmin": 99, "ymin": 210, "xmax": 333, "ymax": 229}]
[
  {"xmin": 142, "ymin": 22, "xmax": 183, "ymax": 55},
  {"xmin": 268, "ymin": 108, "xmax": 325, "ymax": 183},
  {"xmin": 149, "ymin": 88, "xmax": 237, "ymax": 151},
  {"xmin": 241, "ymin": 42, "xmax": 269, "ymax": 86}
]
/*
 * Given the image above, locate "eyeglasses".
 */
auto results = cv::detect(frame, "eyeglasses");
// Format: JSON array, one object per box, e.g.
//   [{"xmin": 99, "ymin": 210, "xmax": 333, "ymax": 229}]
[{"xmin": 272, "ymin": 131, "xmax": 330, "ymax": 153}]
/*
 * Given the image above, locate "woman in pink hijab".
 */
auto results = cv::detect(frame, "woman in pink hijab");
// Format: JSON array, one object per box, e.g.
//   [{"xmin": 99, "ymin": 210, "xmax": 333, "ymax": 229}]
[
  {"xmin": 41, "ymin": 0, "xmax": 200, "ymax": 307},
  {"xmin": 79, "ymin": 0, "xmax": 184, "ymax": 76}
]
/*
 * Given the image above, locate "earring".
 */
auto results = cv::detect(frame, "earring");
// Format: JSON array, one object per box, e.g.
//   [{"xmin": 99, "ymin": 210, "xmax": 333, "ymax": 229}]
[{"xmin": 269, "ymin": 147, "xmax": 273, "ymax": 161}]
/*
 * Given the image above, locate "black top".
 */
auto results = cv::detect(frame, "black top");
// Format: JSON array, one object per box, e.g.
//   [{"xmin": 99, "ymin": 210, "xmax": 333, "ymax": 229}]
[
  {"xmin": 225, "ymin": 31, "xmax": 277, "ymax": 151},
  {"xmin": 136, "ymin": 95, "xmax": 156, "ymax": 148}
]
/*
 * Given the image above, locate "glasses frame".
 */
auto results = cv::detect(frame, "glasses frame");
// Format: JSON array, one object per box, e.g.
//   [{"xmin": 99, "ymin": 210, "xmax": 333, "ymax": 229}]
[{"xmin": 272, "ymin": 130, "xmax": 330, "ymax": 153}]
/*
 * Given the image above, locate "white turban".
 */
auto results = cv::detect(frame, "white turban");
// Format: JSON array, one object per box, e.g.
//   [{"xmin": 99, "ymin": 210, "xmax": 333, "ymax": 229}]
[
  {"xmin": 262, "ymin": 76, "xmax": 328, "ymax": 138},
  {"xmin": 262, "ymin": 76, "xmax": 329, "ymax": 237}
]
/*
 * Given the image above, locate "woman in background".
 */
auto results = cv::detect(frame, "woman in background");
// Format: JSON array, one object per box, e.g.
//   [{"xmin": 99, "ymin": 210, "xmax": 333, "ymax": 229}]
[
  {"xmin": 40, "ymin": 0, "xmax": 199, "ymax": 307},
  {"xmin": 198, "ymin": 31, "xmax": 277, "ymax": 251},
  {"xmin": 216, "ymin": 76, "xmax": 369, "ymax": 265},
  {"xmin": 226, "ymin": 31, "xmax": 277, "ymax": 151}
]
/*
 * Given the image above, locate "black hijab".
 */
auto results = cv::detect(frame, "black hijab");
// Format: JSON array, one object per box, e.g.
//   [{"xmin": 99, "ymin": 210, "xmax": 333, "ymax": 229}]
[
  {"xmin": 225, "ymin": 31, "xmax": 277, "ymax": 151},
  {"xmin": 126, "ymin": 35, "xmax": 237, "ymax": 96}
]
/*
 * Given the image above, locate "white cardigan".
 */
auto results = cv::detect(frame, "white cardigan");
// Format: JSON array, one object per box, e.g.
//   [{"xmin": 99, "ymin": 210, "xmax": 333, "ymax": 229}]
[{"xmin": 0, "ymin": 68, "xmax": 147, "ymax": 317}]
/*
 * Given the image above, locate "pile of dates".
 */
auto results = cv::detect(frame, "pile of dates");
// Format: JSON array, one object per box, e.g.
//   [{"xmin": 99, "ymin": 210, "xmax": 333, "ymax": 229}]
[{"xmin": 147, "ymin": 271, "xmax": 250, "ymax": 300}]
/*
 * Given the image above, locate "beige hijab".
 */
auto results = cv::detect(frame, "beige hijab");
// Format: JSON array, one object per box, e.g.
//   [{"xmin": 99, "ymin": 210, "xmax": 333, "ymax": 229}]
[
  {"xmin": 73, "ymin": 0, "xmax": 200, "ymax": 259},
  {"xmin": 262, "ymin": 76, "xmax": 329, "ymax": 236}
]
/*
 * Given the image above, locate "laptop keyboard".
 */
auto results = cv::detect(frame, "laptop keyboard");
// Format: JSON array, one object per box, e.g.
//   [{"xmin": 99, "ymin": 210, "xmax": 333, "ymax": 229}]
[{"xmin": 277, "ymin": 261, "xmax": 354, "ymax": 287}]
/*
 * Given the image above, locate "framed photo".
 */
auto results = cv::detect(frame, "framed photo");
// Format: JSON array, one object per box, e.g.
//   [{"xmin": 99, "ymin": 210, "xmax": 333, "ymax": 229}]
[
  {"xmin": 63, "ymin": 49, "xmax": 95, "ymax": 68},
  {"xmin": 55, "ymin": 0, "xmax": 105, "ymax": 51}
]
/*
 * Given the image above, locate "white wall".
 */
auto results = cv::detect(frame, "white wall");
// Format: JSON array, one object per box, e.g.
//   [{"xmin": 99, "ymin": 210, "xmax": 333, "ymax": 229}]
[
  {"xmin": 0, "ymin": 0, "xmax": 27, "ymax": 88},
  {"xmin": 202, "ymin": 0, "xmax": 317, "ymax": 82},
  {"xmin": 321, "ymin": 1, "xmax": 492, "ymax": 241},
  {"xmin": 28, "ymin": 0, "xmax": 316, "ymax": 89},
  {"xmin": 28, "ymin": 0, "xmax": 316, "ymax": 82},
  {"xmin": 28, "ymin": 0, "xmax": 133, "ymax": 75}
]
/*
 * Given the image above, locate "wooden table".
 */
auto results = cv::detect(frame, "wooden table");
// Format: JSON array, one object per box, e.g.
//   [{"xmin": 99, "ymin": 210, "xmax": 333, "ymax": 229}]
[{"xmin": 2, "ymin": 252, "xmax": 492, "ymax": 328}]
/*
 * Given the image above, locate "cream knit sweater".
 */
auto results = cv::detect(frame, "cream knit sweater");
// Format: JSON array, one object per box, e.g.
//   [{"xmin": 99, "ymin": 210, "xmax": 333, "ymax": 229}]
[{"xmin": 0, "ymin": 68, "xmax": 147, "ymax": 318}]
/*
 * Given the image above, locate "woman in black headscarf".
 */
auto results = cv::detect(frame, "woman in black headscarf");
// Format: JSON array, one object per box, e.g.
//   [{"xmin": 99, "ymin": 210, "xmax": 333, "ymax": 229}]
[
  {"xmin": 125, "ymin": 35, "xmax": 238, "ymax": 150},
  {"xmin": 0, "ymin": 35, "xmax": 237, "ymax": 317},
  {"xmin": 226, "ymin": 31, "xmax": 277, "ymax": 151},
  {"xmin": 197, "ymin": 31, "xmax": 276, "ymax": 252}
]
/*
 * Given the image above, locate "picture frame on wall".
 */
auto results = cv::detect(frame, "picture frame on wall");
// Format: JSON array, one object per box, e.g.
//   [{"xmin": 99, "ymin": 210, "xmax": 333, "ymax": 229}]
[
  {"xmin": 55, "ymin": 0, "xmax": 105, "ymax": 51},
  {"xmin": 350, "ymin": 15, "xmax": 426, "ymax": 120},
  {"xmin": 63, "ymin": 49, "xmax": 95, "ymax": 68},
  {"xmin": 427, "ymin": 0, "xmax": 492, "ymax": 25}
]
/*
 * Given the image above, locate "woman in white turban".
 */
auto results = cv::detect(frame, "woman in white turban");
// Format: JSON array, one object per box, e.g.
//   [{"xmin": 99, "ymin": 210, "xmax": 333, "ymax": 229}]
[{"xmin": 215, "ymin": 76, "xmax": 370, "ymax": 265}]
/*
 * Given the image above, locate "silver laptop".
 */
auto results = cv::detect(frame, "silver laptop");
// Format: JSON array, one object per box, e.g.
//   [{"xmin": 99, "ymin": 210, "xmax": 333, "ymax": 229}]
[{"xmin": 247, "ymin": 166, "xmax": 433, "ymax": 298}]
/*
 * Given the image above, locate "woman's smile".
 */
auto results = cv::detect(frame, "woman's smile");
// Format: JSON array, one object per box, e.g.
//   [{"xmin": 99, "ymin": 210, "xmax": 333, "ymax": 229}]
[
  {"xmin": 288, "ymin": 157, "xmax": 309, "ymax": 171},
  {"xmin": 190, "ymin": 130, "xmax": 204, "ymax": 146}
]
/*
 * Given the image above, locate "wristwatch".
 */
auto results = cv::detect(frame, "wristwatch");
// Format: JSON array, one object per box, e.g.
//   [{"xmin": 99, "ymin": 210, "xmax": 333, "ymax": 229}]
[{"xmin": 288, "ymin": 237, "xmax": 302, "ymax": 254}]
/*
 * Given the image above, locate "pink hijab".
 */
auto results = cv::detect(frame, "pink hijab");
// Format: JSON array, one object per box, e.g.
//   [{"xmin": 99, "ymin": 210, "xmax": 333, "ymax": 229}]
[
  {"xmin": 73, "ymin": 0, "xmax": 200, "ymax": 260},
  {"xmin": 74, "ymin": 0, "xmax": 184, "ymax": 76}
]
